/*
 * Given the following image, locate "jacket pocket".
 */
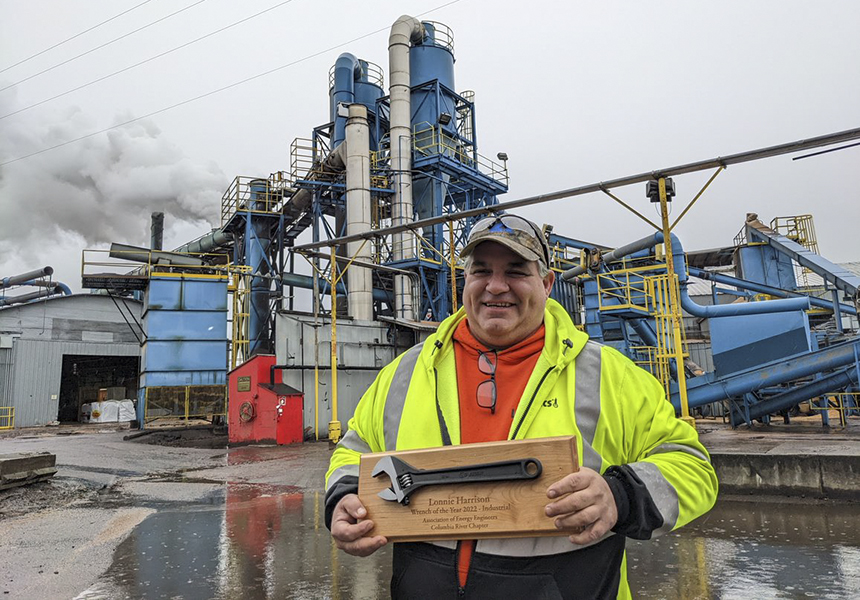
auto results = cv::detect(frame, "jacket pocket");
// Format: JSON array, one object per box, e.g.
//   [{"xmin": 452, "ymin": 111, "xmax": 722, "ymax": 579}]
[{"xmin": 464, "ymin": 569, "xmax": 563, "ymax": 600}]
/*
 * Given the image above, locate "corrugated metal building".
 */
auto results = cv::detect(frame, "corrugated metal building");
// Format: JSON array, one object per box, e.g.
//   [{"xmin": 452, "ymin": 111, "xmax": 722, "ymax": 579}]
[{"xmin": 0, "ymin": 294, "xmax": 142, "ymax": 427}]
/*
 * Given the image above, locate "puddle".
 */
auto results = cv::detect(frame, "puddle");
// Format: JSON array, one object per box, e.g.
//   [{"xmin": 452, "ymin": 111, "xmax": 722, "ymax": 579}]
[
  {"xmin": 93, "ymin": 492, "xmax": 860, "ymax": 599},
  {"xmin": 628, "ymin": 498, "xmax": 860, "ymax": 599},
  {"xmin": 99, "ymin": 483, "xmax": 389, "ymax": 599}
]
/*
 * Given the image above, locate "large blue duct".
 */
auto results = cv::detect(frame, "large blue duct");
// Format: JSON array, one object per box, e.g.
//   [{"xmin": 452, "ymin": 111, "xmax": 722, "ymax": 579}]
[
  {"xmin": 688, "ymin": 266, "xmax": 857, "ymax": 317},
  {"xmin": 679, "ymin": 339, "xmax": 860, "ymax": 410},
  {"xmin": 21, "ymin": 279, "xmax": 72, "ymax": 296},
  {"xmin": 247, "ymin": 179, "xmax": 272, "ymax": 355},
  {"xmin": 743, "ymin": 367, "xmax": 859, "ymax": 422}
]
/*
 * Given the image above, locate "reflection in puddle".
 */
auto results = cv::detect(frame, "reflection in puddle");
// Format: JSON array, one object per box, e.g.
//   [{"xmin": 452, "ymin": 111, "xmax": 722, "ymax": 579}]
[
  {"xmin": 102, "ymin": 492, "xmax": 860, "ymax": 599},
  {"xmin": 628, "ymin": 499, "xmax": 860, "ymax": 599},
  {"xmin": 104, "ymin": 482, "xmax": 390, "ymax": 599}
]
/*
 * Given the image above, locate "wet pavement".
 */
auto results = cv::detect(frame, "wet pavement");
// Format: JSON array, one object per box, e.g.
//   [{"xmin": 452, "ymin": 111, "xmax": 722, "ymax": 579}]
[
  {"xmin": 80, "ymin": 486, "xmax": 392, "ymax": 600},
  {"xmin": 76, "ymin": 490, "xmax": 860, "ymax": 600},
  {"xmin": 627, "ymin": 497, "xmax": 860, "ymax": 599},
  {"xmin": 3, "ymin": 429, "xmax": 860, "ymax": 599}
]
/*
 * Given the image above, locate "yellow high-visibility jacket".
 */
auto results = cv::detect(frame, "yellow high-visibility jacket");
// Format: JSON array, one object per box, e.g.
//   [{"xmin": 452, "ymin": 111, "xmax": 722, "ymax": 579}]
[{"xmin": 327, "ymin": 298, "xmax": 718, "ymax": 599}]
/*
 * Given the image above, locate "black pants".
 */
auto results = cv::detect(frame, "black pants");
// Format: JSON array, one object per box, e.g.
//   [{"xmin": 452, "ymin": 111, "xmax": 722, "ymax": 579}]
[{"xmin": 391, "ymin": 537, "xmax": 625, "ymax": 600}]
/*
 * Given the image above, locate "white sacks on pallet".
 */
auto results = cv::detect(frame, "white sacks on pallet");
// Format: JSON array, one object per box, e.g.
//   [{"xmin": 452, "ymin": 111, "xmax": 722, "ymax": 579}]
[{"xmin": 80, "ymin": 400, "xmax": 136, "ymax": 423}]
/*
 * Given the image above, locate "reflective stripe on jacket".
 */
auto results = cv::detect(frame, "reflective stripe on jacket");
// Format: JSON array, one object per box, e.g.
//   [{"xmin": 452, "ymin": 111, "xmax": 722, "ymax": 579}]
[{"xmin": 326, "ymin": 298, "xmax": 718, "ymax": 598}]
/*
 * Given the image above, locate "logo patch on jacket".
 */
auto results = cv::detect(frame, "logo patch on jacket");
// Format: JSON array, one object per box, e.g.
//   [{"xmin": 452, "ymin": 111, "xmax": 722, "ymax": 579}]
[{"xmin": 542, "ymin": 398, "xmax": 559, "ymax": 408}]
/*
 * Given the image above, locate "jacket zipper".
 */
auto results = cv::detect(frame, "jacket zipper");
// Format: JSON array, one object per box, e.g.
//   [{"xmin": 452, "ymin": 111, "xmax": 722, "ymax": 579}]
[{"xmin": 510, "ymin": 366, "xmax": 554, "ymax": 439}]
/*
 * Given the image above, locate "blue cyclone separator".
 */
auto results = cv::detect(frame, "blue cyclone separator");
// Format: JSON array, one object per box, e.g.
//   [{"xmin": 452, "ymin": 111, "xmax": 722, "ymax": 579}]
[{"xmin": 330, "ymin": 53, "xmax": 383, "ymax": 149}]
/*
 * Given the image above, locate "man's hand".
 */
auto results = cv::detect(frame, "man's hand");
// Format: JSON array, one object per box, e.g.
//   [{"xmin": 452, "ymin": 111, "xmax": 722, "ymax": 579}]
[
  {"xmin": 545, "ymin": 467, "xmax": 618, "ymax": 545},
  {"xmin": 331, "ymin": 493, "xmax": 388, "ymax": 557}
]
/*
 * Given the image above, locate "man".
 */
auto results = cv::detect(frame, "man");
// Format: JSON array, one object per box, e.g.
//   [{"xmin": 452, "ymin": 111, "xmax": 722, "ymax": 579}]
[{"xmin": 326, "ymin": 214, "xmax": 718, "ymax": 599}]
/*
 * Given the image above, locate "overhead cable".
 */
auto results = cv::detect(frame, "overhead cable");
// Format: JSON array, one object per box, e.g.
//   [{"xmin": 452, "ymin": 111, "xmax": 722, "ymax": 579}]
[
  {"xmin": 0, "ymin": 0, "xmax": 210, "ymax": 93},
  {"xmin": 0, "ymin": 0, "xmax": 462, "ymax": 167},
  {"xmin": 792, "ymin": 141, "xmax": 860, "ymax": 161},
  {"xmin": 0, "ymin": 0, "xmax": 157, "ymax": 75},
  {"xmin": 1, "ymin": 0, "xmax": 298, "ymax": 121}
]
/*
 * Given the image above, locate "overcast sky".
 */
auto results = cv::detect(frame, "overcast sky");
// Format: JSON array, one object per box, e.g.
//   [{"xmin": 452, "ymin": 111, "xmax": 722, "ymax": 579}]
[{"xmin": 1, "ymin": 0, "xmax": 858, "ymax": 293}]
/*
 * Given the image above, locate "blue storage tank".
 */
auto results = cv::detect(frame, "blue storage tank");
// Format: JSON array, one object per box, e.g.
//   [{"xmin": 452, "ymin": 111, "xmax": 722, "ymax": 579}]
[
  {"xmin": 410, "ymin": 22, "xmax": 458, "ymax": 225},
  {"xmin": 410, "ymin": 21, "xmax": 457, "ymax": 138}
]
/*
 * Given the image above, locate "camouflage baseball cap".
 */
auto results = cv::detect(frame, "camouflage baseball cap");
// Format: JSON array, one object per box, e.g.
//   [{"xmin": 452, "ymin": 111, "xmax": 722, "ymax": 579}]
[{"xmin": 460, "ymin": 214, "xmax": 550, "ymax": 268}]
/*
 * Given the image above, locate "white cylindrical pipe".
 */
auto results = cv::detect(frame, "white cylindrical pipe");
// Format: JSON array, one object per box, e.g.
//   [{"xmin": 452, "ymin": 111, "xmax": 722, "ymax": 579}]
[
  {"xmin": 389, "ymin": 15, "xmax": 423, "ymax": 320},
  {"xmin": 345, "ymin": 104, "xmax": 373, "ymax": 321}
]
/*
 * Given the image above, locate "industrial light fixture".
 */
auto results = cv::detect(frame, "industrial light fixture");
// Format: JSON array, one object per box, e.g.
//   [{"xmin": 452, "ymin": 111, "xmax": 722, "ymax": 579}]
[
  {"xmin": 646, "ymin": 177, "xmax": 676, "ymax": 203},
  {"xmin": 438, "ymin": 112, "xmax": 452, "ymax": 125},
  {"xmin": 497, "ymin": 152, "xmax": 508, "ymax": 162}
]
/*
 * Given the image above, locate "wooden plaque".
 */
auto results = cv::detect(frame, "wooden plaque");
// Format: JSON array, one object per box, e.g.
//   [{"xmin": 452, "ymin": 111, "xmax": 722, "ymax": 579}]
[{"xmin": 358, "ymin": 436, "xmax": 578, "ymax": 542}]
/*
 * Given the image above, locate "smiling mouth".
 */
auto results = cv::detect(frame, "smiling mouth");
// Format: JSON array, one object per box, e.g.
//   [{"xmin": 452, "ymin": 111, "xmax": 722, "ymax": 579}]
[{"xmin": 483, "ymin": 302, "xmax": 515, "ymax": 308}]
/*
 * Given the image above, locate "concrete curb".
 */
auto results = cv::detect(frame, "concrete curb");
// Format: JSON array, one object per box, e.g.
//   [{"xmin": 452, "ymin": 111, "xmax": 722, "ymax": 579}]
[{"xmin": 711, "ymin": 453, "xmax": 860, "ymax": 499}]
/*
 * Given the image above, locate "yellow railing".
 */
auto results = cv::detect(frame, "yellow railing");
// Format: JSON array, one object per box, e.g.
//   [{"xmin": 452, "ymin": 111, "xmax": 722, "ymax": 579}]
[
  {"xmin": 596, "ymin": 266, "xmax": 654, "ymax": 314},
  {"xmin": 809, "ymin": 392, "xmax": 860, "ymax": 427},
  {"xmin": 229, "ymin": 267, "xmax": 252, "ymax": 369},
  {"xmin": 412, "ymin": 122, "xmax": 508, "ymax": 186},
  {"xmin": 548, "ymin": 243, "xmax": 581, "ymax": 272},
  {"xmin": 221, "ymin": 174, "xmax": 292, "ymax": 226},
  {"xmin": 82, "ymin": 249, "xmax": 230, "ymax": 282},
  {"xmin": 291, "ymin": 137, "xmax": 332, "ymax": 183},
  {"xmin": 0, "ymin": 406, "xmax": 13, "ymax": 429},
  {"xmin": 370, "ymin": 150, "xmax": 391, "ymax": 189},
  {"xmin": 771, "ymin": 214, "xmax": 819, "ymax": 254},
  {"xmin": 771, "ymin": 214, "xmax": 820, "ymax": 288},
  {"xmin": 144, "ymin": 385, "xmax": 226, "ymax": 423},
  {"xmin": 630, "ymin": 345, "xmax": 672, "ymax": 393},
  {"xmin": 291, "ymin": 137, "xmax": 316, "ymax": 182},
  {"xmin": 646, "ymin": 273, "xmax": 689, "ymax": 401}
]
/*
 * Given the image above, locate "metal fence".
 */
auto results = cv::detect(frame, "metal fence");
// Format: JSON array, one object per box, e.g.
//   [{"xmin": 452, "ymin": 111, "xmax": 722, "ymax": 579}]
[
  {"xmin": 0, "ymin": 406, "xmax": 14, "ymax": 429},
  {"xmin": 143, "ymin": 385, "xmax": 226, "ymax": 423}
]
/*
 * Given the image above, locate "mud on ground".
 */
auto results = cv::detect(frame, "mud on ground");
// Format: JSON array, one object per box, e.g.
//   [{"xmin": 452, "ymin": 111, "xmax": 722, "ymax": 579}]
[
  {"xmin": 0, "ymin": 478, "xmax": 123, "ymax": 520},
  {"xmin": 125, "ymin": 426, "xmax": 229, "ymax": 449}
]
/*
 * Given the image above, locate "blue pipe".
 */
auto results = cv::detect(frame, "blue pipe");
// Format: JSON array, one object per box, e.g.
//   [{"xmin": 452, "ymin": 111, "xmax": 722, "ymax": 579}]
[
  {"xmin": 22, "ymin": 279, "xmax": 72, "ymax": 295},
  {"xmin": 676, "ymin": 339, "xmax": 860, "ymax": 409},
  {"xmin": 743, "ymin": 366, "xmax": 859, "ymax": 422},
  {"xmin": 331, "ymin": 53, "xmax": 359, "ymax": 148},
  {"xmin": 277, "ymin": 272, "xmax": 392, "ymax": 305},
  {"xmin": 565, "ymin": 231, "xmax": 811, "ymax": 316},
  {"xmin": 663, "ymin": 233, "xmax": 812, "ymax": 317},
  {"xmin": 248, "ymin": 180, "xmax": 272, "ymax": 354},
  {"xmin": 688, "ymin": 266, "xmax": 857, "ymax": 317}
]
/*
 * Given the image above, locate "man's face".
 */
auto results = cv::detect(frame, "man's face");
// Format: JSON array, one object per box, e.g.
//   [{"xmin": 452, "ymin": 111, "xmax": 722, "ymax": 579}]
[{"xmin": 462, "ymin": 242, "xmax": 555, "ymax": 349}]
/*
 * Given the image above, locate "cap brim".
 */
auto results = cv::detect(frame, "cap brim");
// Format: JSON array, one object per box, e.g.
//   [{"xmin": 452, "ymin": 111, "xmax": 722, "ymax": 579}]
[{"xmin": 460, "ymin": 238, "xmax": 543, "ymax": 264}]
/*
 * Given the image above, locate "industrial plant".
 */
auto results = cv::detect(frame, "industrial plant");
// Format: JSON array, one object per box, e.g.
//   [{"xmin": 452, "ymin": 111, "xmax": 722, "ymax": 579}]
[
  {"xmin": 1, "ymin": 16, "xmax": 858, "ymax": 443},
  {"xmin": 3, "ymin": 8, "xmax": 860, "ymax": 599}
]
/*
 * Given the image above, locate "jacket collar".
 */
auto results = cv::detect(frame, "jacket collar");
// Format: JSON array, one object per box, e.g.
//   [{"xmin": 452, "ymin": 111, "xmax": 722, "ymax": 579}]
[{"xmin": 425, "ymin": 298, "xmax": 588, "ymax": 370}]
